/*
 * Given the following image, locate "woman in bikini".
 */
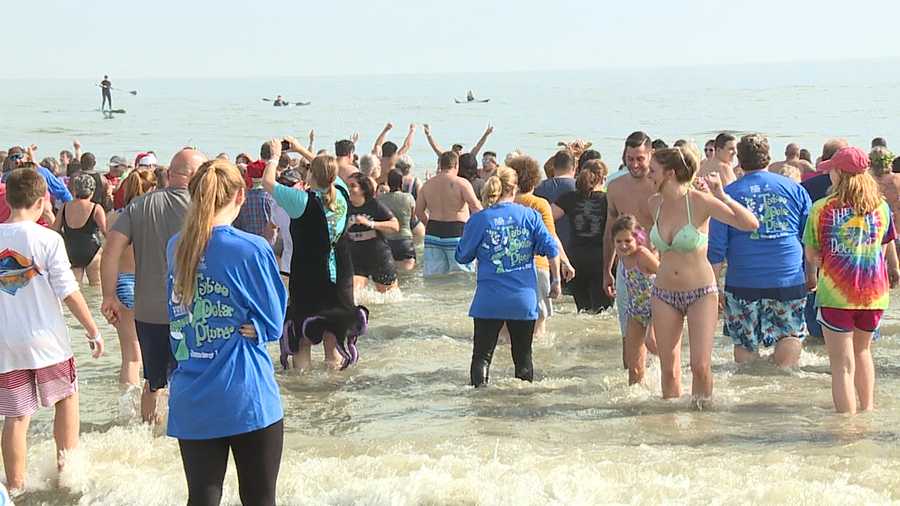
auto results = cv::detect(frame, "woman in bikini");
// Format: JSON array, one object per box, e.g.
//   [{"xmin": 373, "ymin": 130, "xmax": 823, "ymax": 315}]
[{"xmin": 647, "ymin": 147, "xmax": 758, "ymax": 403}]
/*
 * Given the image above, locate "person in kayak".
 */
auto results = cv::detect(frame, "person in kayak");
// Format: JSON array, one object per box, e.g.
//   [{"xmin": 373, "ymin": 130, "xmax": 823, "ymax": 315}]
[{"xmin": 273, "ymin": 95, "xmax": 288, "ymax": 107}]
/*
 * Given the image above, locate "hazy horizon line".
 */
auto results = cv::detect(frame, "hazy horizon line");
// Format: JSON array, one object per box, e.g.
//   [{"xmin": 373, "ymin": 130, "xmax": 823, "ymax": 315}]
[{"xmin": 3, "ymin": 55, "xmax": 896, "ymax": 81}]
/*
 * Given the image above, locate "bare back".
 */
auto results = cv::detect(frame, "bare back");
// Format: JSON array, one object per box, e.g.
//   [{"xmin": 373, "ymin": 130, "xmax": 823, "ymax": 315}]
[
  {"xmin": 418, "ymin": 172, "xmax": 476, "ymax": 223},
  {"xmin": 698, "ymin": 158, "xmax": 736, "ymax": 186}
]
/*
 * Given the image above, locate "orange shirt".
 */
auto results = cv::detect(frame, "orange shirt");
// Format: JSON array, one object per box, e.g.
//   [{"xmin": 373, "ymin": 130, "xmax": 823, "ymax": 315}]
[{"xmin": 516, "ymin": 193, "xmax": 556, "ymax": 271}]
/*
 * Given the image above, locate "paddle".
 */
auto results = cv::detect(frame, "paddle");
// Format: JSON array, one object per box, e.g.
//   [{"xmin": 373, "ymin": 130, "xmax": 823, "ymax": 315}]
[{"xmin": 98, "ymin": 84, "xmax": 138, "ymax": 95}]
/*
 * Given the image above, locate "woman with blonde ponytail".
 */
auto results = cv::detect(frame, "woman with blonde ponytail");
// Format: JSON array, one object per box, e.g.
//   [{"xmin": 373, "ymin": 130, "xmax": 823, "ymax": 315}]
[
  {"xmin": 456, "ymin": 166, "xmax": 563, "ymax": 386},
  {"xmin": 107, "ymin": 169, "xmax": 156, "ymax": 387},
  {"xmin": 804, "ymin": 146, "xmax": 900, "ymax": 414},
  {"xmin": 165, "ymin": 159, "xmax": 288, "ymax": 506},
  {"xmin": 262, "ymin": 138, "xmax": 368, "ymax": 372}
]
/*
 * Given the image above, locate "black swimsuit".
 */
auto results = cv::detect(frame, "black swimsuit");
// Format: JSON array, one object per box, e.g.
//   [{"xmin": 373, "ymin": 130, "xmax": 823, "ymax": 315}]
[{"xmin": 61, "ymin": 203, "xmax": 102, "ymax": 268}]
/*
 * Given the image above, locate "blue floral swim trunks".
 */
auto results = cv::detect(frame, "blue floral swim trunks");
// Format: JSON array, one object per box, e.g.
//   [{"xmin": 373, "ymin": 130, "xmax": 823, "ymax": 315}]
[{"xmin": 724, "ymin": 291, "xmax": 807, "ymax": 352}]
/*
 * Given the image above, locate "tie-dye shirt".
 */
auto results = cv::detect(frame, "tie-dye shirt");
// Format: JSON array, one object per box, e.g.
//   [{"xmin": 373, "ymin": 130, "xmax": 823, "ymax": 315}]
[{"xmin": 803, "ymin": 197, "xmax": 896, "ymax": 309}]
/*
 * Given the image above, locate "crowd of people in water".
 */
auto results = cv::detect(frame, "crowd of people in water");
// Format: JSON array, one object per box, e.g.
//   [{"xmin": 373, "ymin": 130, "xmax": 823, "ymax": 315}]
[{"xmin": 1, "ymin": 127, "xmax": 899, "ymax": 505}]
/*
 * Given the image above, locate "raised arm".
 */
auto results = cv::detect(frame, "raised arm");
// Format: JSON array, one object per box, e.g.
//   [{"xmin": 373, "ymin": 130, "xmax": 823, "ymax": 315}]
[
  {"xmin": 423, "ymin": 124, "xmax": 444, "ymax": 157},
  {"xmin": 73, "ymin": 139, "xmax": 82, "ymax": 161},
  {"xmin": 399, "ymin": 124, "xmax": 416, "ymax": 155},
  {"xmin": 284, "ymin": 135, "xmax": 314, "ymax": 162},
  {"xmin": 470, "ymin": 124, "xmax": 494, "ymax": 158},
  {"xmin": 307, "ymin": 129, "xmax": 315, "ymax": 153},
  {"xmin": 703, "ymin": 174, "xmax": 759, "ymax": 232},
  {"xmin": 261, "ymin": 139, "xmax": 282, "ymax": 194},
  {"xmin": 372, "ymin": 123, "xmax": 393, "ymax": 156}
]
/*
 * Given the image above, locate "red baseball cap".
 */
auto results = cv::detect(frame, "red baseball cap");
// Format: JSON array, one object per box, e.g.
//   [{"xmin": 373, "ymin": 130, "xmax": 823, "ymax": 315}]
[{"xmin": 818, "ymin": 146, "xmax": 869, "ymax": 175}]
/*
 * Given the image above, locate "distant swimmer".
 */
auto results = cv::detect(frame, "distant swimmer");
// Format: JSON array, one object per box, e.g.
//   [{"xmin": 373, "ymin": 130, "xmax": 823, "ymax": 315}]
[{"xmin": 100, "ymin": 75, "xmax": 112, "ymax": 111}]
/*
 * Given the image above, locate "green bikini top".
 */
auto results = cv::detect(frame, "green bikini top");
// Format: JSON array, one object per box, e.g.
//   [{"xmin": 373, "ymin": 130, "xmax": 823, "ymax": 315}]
[{"xmin": 650, "ymin": 191, "xmax": 708, "ymax": 253}]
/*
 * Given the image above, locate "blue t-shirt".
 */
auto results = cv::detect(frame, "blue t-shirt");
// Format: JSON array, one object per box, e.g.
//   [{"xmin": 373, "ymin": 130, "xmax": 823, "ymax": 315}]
[
  {"xmin": 38, "ymin": 166, "xmax": 73, "ymax": 203},
  {"xmin": 165, "ymin": 226, "xmax": 288, "ymax": 440},
  {"xmin": 456, "ymin": 202, "xmax": 558, "ymax": 320},
  {"xmin": 708, "ymin": 171, "xmax": 811, "ymax": 292},
  {"xmin": 272, "ymin": 179, "xmax": 349, "ymax": 283},
  {"xmin": 534, "ymin": 177, "xmax": 576, "ymax": 250}
]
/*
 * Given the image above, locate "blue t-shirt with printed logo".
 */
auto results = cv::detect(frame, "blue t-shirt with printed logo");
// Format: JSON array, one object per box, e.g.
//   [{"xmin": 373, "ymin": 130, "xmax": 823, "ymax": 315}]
[
  {"xmin": 165, "ymin": 226, "xmax": 287, "ymax": 440},
  {"xmin": 708, "ymin": 170, "xmax": 811, "ymax": 292},
  {"xmin": 456, "ymin": 202, "xmax": 558, "ymax": 320}
]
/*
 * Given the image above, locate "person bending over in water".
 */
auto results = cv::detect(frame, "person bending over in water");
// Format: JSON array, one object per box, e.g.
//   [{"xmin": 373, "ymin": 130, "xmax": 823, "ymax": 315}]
[
  {"xmin": 263, "ymin": 138, "xmax": 365, "ymax": 370},
  {"xmin": 415, "ymin": 151, "xmax": 483, "ymax": 277},
  {"xmin": 166, "ymin": 159, "xmax": 287, "ymax": 506},
  {"xmin": 456, "ymin": 167, "xmax": 562, "ymax": 386},
  {"xmin": 611, "ymin": 215, "xmax": 658, "ymax": 385},
  {"xmin": 647, "ymin": 147, "xmax": 758, "ymax": 403}
]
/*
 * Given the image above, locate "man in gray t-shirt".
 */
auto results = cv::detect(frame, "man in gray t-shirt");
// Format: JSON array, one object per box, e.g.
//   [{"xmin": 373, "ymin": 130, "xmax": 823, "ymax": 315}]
[{"xmin": 100, "ymin": 148, "xmax": 206, "ymax": 424}]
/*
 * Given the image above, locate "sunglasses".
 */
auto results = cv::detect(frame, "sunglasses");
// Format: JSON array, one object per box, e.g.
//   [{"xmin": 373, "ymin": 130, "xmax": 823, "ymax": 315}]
[{"xmin": 705, "ymin": 148, "xmax": 714, "ymax": 153}]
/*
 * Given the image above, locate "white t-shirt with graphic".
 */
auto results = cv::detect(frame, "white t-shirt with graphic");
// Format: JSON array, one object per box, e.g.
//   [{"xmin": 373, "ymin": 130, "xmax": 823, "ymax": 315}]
[{"xmin": 0, "ymin": 221, "xmax": 79, "ymax": 373}]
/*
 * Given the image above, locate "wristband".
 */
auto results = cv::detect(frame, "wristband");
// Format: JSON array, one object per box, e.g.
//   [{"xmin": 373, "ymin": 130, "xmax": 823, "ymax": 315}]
[
  {"xmin": 88, "ymin": 333, "xmax": 102, "ymax": 342},
  {"xmin": 550, "ymin": 279, "xmax": 561, "ymax": 287}
]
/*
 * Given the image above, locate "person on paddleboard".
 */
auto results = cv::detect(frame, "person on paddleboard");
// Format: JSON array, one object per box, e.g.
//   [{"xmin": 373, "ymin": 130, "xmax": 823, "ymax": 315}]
[{"xmin": 100, "ymin": 76, "xmax": 112, "ymax": 111}]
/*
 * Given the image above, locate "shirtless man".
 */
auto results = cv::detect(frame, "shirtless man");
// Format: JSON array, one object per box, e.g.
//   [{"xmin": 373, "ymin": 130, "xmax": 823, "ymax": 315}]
[
  {"xmin": 372, "ymin": 123, "xmax": 415, "ymax": 185},
  {"xmin": 698, "ymin": 133, "xmax": 738, "ymax": 185},
  {"xmin": 768, "ymin": 143, "xmax": 815, "ymax": 177},
  {"xmin": 335, "ymin": 139, "xmax": 358, "ymax": 184},
  {"xmin": 415, "ymin": 151, "xmax": 483, "ymax": 277},
  {"xmin": 603, "ymin": 132, "xmax": 657, "ymax": 339},
  {"xmin": 423, "ymin": 123, "xmax": 493, "ymax": 159}
]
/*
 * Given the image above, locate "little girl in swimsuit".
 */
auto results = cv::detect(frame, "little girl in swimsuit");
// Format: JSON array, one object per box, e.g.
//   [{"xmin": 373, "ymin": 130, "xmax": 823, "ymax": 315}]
[{"xmin": 612, "ymin": 215, "xmax": 659, "ymax": 386}]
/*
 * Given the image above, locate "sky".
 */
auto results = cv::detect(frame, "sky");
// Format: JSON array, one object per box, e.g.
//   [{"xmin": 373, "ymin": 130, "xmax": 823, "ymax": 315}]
[{"xmin": 7, "ymin": 0, "xmax": 900, "ymax": 79}]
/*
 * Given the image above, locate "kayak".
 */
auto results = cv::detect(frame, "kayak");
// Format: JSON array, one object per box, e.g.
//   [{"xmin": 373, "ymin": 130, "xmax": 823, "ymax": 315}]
[{"xmin": 455, "ymin": 99, "xmax": 490, "ymax": 104}]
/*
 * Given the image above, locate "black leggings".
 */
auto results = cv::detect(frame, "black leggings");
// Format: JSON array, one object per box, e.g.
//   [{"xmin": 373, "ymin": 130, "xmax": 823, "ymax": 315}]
[
  {"xmin": 102, "ymin": 90, "xmax": 112, "ymax": 110},
  {"xmin": 178, "ymin": 419, "xmax": 284, "ymax": 506},
  {"xmin": 470, "ymin": 318, "xmax": 536, "ymax": 387},
  {"xmin": 570, "ymin": 252, "xmax": 610, "ymax": 313}
]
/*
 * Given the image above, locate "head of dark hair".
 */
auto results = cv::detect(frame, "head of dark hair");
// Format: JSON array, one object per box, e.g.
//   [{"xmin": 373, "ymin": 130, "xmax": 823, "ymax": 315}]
[
  {"xmin": 483, "ymin": 151, "xmax": 497, "ymax": 159},
  {"xmin": 458, "ymin": 153, "xmax": 478, "ymax": 181},
  {"xmin": 438, "ymin": 151, "xmax": 459, "ymax": 172},
  {"xmin": 507, "ymin": 156, "xmax": 541, "ymax": 194},
  {"xmin": 872, "ymin": 137, "xmax": 888, "ymax": 149},
  {"xmin": 705, "ymin": 139, "xmax": 716, "ymax": 148},
  {"xmin": 4, "ymin": 168, "xmax": 47, "ymax": 209},
  {"xmin": 577, "ymin": 149, "xmax": 602, "ymax": 171},
  {"xmin": 625, "ymin": 131, "xmax": 652, "ymax": 151},
  {"xmin": 59, "ymin": 149, "xmax": 74, "ymax": 162},
  {"xmin": 349, "ymin": 172, "xmax": 375, "ymax": 200},
  {"xmin": 576, "ymin": 159, "xmax": 608, "ymax": 196},
  {"xmin": 610, "ymin": 214, "xmax": 639, "ymax": 239},
  {"xmin": 736, "ymin": 134, "xmax": 771, "ymax": 172},
  {"xmin": 652, "ymin": 139, "xmax": 669, "ymax": 150},
  {"xmin": 451, "ymin": 144, "xmax": 464, "ymax": 153},
  {"xmin": 260, "ymin": 142, "xmax": 273, "ymax": 161},
  {"xmin": 714, "ymin": 133, "xmax": 736, "ymax": 151},
  {"xmin": 553, "ymin": 150, "xmax": 575, "ymax": 173},
  {"xmin": 799, "ymin": 148, "xmax": 812, "ymax": 163},
  {"xmin": 387, "ymin": 169, "xmax": 404, "ymax": 191},
  {"xmin": 66, "ymin": 161, "xmax": 83, "ymax": 178},
  {"xmin": 80, "ymin": 152, "xmax": 96, "ymax": 171},
  {"xmin": 335, "ymin": 139, "xmax": 355, "ymax": 157},
  {"xmin": 278, "ymin": 153, "xmax": 291, "ymax": 169},
  {"xmin": 673, "ymin": 139, "xmax": 688, "ymax": 148},
  {"xmin": 381, "ymin": 141, "xmax": 399, "ymax": 158}
]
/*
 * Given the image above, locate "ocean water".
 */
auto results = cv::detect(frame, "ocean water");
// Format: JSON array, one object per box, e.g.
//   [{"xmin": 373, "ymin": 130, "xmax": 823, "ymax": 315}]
[{"xmin": 4, "ymin": 60, "xmax": 900, "ymax": 505}]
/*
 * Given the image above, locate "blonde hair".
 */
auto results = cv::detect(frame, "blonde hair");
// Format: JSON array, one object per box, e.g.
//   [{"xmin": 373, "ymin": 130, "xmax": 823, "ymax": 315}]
[
  {"xmin": 481, "ymin": 166, "xmax": 517, "ymax": 207},
  {"xmin": 778, "ymin": 164, "xmax": 802, "ymax": 183},
  {"xmin": 173, "ymin": 160, "xmax": 245, "ymax": 304},
  {"xmin": 122, "ymin": 168, "xmax": 157, "ymax": 206},
  {"xmin": 309, "ymin": 155, "xmax": 338, "ymax": 211},
  {"xmin": 653, "ymin": 147, "xmax": 699, "ymax": 184},
  {"xmin": 870, "ymin": 147, "xmax": 895, "ymax": 178},
  {"xmin": 832, "ymin": 171, "xmax": 882, "ymax": 216}
]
